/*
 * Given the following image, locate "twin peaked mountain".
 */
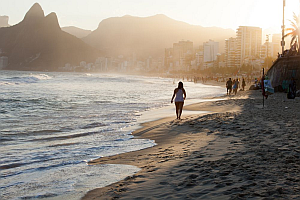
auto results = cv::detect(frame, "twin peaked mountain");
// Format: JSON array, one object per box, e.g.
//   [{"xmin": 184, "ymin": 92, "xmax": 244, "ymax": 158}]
[
  {"xmin": 0, "ymin": 3, "xmax": 99, "ymax": 71},
  {"xmin": 0, "ymin": 3, "xmax": 235, "ymax": 71}
]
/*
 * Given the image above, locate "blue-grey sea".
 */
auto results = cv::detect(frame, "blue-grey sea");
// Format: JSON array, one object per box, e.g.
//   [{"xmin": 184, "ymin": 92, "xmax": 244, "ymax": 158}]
[{"xmin": 0, "ymin": 71, "xmax": 224, "ymax": 199}]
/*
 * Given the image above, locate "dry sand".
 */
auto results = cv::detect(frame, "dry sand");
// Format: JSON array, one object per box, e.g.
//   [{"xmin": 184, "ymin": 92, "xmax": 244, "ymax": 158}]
[{"xmin": 82, "ymin": 89, "xmax": 300, "ymax": 200}]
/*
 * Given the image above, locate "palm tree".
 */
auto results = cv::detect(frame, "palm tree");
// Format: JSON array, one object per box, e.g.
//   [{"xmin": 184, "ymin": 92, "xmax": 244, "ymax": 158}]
[{"xmin": 285, "ymin": 12, "xmax": 300, "ymax": 50}]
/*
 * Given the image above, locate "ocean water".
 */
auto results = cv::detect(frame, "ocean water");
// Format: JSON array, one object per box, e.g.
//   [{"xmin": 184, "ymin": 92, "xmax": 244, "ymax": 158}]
[{"xmin": 0, "ymin": 71, "xmax": 224, "ymax": 200}]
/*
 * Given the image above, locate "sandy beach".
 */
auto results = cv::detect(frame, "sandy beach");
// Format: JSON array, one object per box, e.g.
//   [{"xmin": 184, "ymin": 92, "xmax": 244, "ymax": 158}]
[{"xmin": 82, "ymin": 88, "xmax": 300, "ymax": 200}]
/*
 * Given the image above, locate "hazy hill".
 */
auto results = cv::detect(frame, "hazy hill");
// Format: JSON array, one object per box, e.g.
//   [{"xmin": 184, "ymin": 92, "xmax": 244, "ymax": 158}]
[
  {"xmin": 0, "ymin": 16, "xmax": 9, "ymax": 27},
  {"xmin": 83, "ymin": 14, "xmax": 236, "ymax": 58},
  {"xmin": 62, "ymin": 26, "xmax": 92, "ymax": 38},
  {"xmin": 0, "ymin": 3, "xmax": 100, "ymax": 71}
]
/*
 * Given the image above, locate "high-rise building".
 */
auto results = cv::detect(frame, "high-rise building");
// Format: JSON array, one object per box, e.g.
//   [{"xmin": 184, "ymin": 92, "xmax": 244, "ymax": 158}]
[
  {"xmin": 195, "ymin": 52, "xmax": 203, "ymax": 67},
  {"xmin": 261, "ymin": 34, "xmax": 284, "ymax": 59},
  {"xmin": 225, "ymin": 37, "xmax": 239, "ymax": 68},
  {"xmin": 173, "ymin": 40, "xmax": 193, "ymax": 60},
  {"xmin": 236, "ymin": 26, "xmax": 262, "ymax": 67},
  {"xmin": 164, "ymin": 48, "xmax": 173, "ymax": 70},
  {"xmin": 272, "ymin": 34, "xmax": 281, "ymax": 45},
  {"xmin": 261, "ymin": 42, "xmax": 272, "ymax": 59},
  {"xmin": 105, "ymin": 57, "xmax": 112, "ymax": 71},
  {"xmin": 203, "ymin": 40, "xmax": 219, "ymax": 63},
  {"xmin": 271, "ymin": 34, "xmax": 281, "ymax": 58},
  {"xmin": 272, "ymin": 33, "xmax": 292, "ymax": 56},
  {"xmin": 165, "ymin": 40, "xmax": 193, "ymax": 71}
]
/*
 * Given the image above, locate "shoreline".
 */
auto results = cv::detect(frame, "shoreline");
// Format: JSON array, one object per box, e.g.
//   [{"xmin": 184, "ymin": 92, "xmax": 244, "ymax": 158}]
[
  {"xmin": 122, "ymin": 79, "xmax": 227, "ymax": 136},
  {"xmin": 1, "ymin": 73, "xmax": 227, "ymax": 200},
  {"xmin": 81, "ymin": 85, "xmax": 240, "ymax": 200},
  {"xmin": 82, "ymin": 89, "xmax": 300, "ymax": 199}
]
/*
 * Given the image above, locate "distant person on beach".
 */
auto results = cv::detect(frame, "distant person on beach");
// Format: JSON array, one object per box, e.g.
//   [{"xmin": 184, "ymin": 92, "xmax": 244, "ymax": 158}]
[
  {"xmin": 242, "ymin": 78, "xmax": 246, "ymax": 91},
  {"xmin": 254, "ymin": 78, "xmax": 258, "ymax": 88},
  {"xmin": 233, "ymin": 79, "xmax": 239, "ymax": 95},
  {"xmin": 261, "ymin": 75, "xmax": 268, "ymax": 99},
  {"xmin": 171, "ymin": 81, "xmax": 186, "ymax": 120},
  {"xmin": 226, "ymin": 78, "xmax": 232, "ymax": 95},
  {"xmin": 287, "ymin": 78, "xmax": 297, "ymax": 99}
]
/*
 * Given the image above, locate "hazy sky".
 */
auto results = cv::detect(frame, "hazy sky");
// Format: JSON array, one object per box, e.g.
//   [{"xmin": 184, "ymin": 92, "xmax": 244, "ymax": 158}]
[{"xmin": 1, "ymin": 0, "xmax": 300, "ymax": 33}]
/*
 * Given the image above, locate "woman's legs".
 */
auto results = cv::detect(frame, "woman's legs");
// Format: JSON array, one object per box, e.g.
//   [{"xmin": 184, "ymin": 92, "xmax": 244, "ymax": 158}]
[
  {"xmin": 175, "ymin": 102, "xmax": 184, "ymax": 119},
  {"xmin": 175, "ymin": 102, "xmax": 179, "ymax": 119},
  {"xmin": 178, "ymin": 102, "xmax": 184, "ymax": 119}
]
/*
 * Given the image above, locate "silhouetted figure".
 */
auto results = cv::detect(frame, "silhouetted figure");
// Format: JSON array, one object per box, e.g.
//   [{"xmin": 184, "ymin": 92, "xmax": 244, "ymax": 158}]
[
  {"xmin": 233, "ymin": 79, "xmax": 239, "ymax": 95},
  {"xmin": 242, "ymin": 78, "xmax": 246, "ymax": 91},
  {"xmin": 171, "ymin": 81, "xmax": 186, "ymax": 120},
  {"xmin": 287, "ymin": 78, "xmax": 296, "ymax": 99},
  {"xmin": 226, "ymin": 78, "xmax": 232, "ymax": 95},
  {"xmin": 261, "ymin": 75, "xmax": 268, "ymax": 99}
]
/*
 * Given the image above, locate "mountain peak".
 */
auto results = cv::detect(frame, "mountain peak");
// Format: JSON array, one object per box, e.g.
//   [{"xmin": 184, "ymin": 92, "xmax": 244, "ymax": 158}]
[
  {"xmin": 45, "ymin": 12, "xmax": 60, "ymax": 29},
  {"xmin": 149, "ymin": 14, "xmax": 174, "ymax": 21},
  {"xmin": 152, "ymin": 14, "xmax": 168, "ymax": 18},
  {"xmin": 122, "ymin": 15, "xmax": 133, "ymax": 18},
  {"xmin": 23, "ymin": 3, "xmax": 44, "ymax": 21},
  {"xmin": 121, "ymin": 14, "xmax": 170, "ymax": 19}
]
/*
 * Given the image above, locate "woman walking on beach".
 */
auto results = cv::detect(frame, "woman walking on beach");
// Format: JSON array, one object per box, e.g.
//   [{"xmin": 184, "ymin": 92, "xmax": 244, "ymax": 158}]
[{"xmin": 171, "ymin": 81, "xmax": 186, "ymax": 120}]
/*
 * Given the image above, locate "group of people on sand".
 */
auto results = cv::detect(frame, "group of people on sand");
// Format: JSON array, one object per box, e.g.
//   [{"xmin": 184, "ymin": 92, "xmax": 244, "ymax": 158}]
[
  {"xmin": 170, "ymin": 78, "xmax": 248, "ymax": 120},
  {"xmin": 226, "ymin": 78, "xmax": 246, "ymax": 95}
]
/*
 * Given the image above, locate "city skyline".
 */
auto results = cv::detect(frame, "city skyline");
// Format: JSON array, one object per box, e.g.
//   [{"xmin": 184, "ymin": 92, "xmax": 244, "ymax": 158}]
[{"xmin": 1, "ymin": 0, "xmax": 300, "ymax": 33}]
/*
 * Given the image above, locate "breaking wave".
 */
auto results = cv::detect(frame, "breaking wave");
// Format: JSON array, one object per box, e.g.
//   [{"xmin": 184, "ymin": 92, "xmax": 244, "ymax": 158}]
[{"xmin": 0, "ymin": 74, "xmax": 52, "ymax": 85}]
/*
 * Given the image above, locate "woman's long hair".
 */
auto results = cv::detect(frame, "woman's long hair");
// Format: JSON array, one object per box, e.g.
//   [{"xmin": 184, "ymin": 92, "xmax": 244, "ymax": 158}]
[{"xmin": 178, "ymin": 81, "xmax": 183, "ymax": 89}]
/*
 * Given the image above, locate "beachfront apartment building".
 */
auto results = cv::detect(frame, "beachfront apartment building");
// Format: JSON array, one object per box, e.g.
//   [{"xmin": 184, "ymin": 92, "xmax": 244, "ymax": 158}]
[
  {"xmin": 164, "ymin": 40, "xmax": 194, "ymax": 71},
  {"xmin": 195, "ymin": 51, "xmax": 204, "ymax": 69},
  {"xmin": 271, "ymin": 33, "xmax": 292, "ymax": 57},
  {"xmin": 261, "ymin": 42, "xmax": 272, "ymax": 59},
  {"xmin": 201, "ymin": 40, "xmax": 220, "ymax": 70},
  {"xmin": 225, "ymin": 37, "xmax": 239, "ymax": 68},
  {"xmin": 236, "ymin": 26, "xmax": 262, "ymax": 67},
  {"xmin": 225, "ymin": 26, "xmax": 262, "ymax": 68},
  {"xmin": 203, "ymin": 40, "xmax": 219, "ymax": 63},
  {"xmin": 173, "ymin": 40, "xmax": 193, "ymax": 60}
]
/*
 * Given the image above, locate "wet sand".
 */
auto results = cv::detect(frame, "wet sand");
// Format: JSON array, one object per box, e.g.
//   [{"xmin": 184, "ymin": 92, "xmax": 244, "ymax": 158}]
[{"xmin": 82, "ymin": 89, "xmax": 300, "ymax": 200}]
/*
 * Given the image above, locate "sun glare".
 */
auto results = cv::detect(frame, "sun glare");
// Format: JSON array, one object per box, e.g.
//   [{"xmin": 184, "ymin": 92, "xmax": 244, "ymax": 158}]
[
  {"xmin": 285, "ymin": 0, "xmax": 300, "ymax": 19},
  {"xmin": 255, "ymin": 0, "xmax": 300, "ymax": 33}
]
